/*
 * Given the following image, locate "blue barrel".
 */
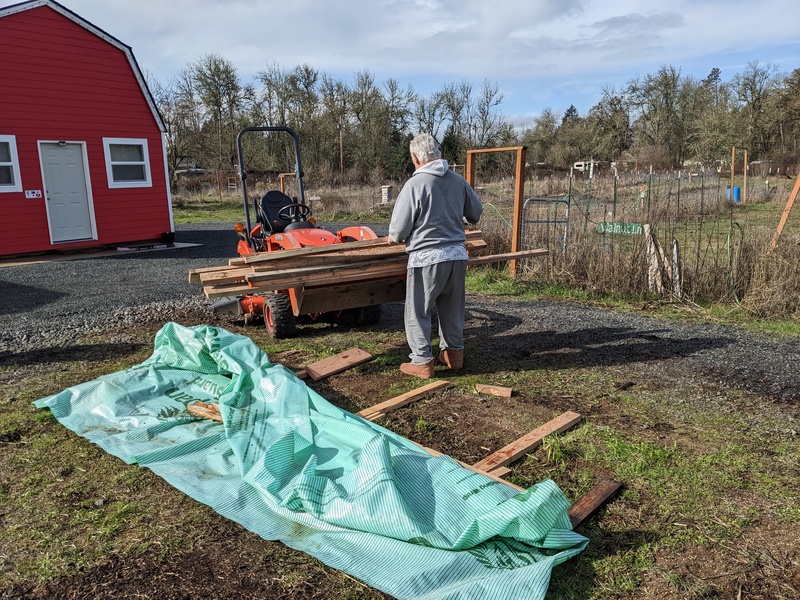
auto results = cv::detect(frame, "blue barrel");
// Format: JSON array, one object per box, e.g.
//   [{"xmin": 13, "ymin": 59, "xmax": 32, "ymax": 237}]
[{"xmin": 727, "ymin": 186, "xmax": 742, "ymax": 202}]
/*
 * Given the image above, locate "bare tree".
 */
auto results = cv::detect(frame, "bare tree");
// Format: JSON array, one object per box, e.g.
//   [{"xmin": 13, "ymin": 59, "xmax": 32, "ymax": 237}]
[{"xmin": 733, "ymin": 61, "xmax": 781, "ymax": 158}]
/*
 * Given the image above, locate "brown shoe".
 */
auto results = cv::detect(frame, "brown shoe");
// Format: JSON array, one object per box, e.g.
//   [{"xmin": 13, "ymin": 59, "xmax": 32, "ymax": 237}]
[
  {"xmin": 399, "ymin": 359, "xmax": 435, "ymax": 379},
  {"xmin": 438, "ymin": 349, "xmax": 464, "ymax": 370}
]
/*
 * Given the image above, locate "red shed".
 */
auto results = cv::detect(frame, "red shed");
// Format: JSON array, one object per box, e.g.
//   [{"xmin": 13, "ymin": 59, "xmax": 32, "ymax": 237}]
[{"xmin": 0, "ymin": 0, "xmax": 172, "ymax": 256}]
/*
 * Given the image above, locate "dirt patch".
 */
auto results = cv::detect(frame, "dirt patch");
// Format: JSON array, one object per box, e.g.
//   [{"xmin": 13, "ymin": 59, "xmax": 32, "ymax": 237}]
[{"xmin": 3, "ymin": 296, "xmax": 800, "ymax": 599}]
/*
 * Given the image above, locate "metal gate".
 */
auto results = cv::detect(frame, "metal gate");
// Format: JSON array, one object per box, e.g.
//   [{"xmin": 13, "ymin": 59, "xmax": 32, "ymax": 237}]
[{"xmin": 521, "ymin": 197, "xmax": 570, "ymax": 254}]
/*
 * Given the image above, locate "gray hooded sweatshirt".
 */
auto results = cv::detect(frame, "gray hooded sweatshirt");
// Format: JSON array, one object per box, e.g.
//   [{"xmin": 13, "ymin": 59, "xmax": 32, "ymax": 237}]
[{"xmin": 388, "ymin": 159, "xmax": 483, "ymax": 253}]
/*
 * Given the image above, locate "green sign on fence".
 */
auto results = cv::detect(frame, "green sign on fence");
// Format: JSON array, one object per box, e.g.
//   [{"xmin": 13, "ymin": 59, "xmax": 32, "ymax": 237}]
[{"xmin": 597, "ymin": 222, "xmax": 643, "ymax": 235}]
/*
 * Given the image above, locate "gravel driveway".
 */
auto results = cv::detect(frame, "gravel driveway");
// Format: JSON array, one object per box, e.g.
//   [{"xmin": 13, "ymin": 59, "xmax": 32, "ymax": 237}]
[{"xmin": 2, "ymin": 222, "xmax": 800, "ymax": 408}]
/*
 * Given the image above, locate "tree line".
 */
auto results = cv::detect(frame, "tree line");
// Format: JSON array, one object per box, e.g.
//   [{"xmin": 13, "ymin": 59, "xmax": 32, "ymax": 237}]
[{"xmin": 148, "ymin": 56, "xmax": 800, "ymax": 190}]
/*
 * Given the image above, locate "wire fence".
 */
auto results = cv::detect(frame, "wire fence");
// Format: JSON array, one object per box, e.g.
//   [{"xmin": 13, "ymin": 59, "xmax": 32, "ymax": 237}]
[{"xmin": 474, "ymin": 171, "xmax": 800, "ymax": 315}]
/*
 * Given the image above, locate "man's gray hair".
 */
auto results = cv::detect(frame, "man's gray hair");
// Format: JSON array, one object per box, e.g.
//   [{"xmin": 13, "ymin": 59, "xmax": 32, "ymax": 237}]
[{"xmin": 409, "ymin": 133, "xmax": 441, "ymax": 163}]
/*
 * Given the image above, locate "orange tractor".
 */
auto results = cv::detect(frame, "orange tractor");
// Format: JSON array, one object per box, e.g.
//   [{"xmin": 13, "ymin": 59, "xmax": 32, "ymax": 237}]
[{"xmin": 211, "ymin": 126, "xmax": 401, "ymax": 337}]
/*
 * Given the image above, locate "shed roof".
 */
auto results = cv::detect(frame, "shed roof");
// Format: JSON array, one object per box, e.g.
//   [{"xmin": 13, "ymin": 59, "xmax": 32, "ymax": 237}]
[{"xmin": 0, "ymin": 0, "xmax": 165, "ymax": 132}]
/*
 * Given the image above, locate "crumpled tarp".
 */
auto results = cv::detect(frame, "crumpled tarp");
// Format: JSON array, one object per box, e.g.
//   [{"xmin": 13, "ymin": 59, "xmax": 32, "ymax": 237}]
[{"xmin": 34, "ymin": 322, "xmax": 587, "ymax": 599}]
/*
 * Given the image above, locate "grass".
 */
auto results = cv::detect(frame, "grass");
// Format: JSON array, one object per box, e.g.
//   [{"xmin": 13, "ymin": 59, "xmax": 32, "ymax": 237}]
[
  {"xmin": 3, "ymin": 307, "xmax": 799, "ymax": 598},
  {"xmin": 4, "ymin": 183, "xmax": 800, "ymax": 598}
]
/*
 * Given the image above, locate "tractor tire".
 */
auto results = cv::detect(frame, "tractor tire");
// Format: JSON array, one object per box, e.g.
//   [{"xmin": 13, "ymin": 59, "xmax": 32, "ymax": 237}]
[
  {"xmin": 352, "ymin": 304, "xmax": 382, "ymax": 326},
  {"xmin": 263, "ymin": 293, "xmax": 296, "ymax": 338}
]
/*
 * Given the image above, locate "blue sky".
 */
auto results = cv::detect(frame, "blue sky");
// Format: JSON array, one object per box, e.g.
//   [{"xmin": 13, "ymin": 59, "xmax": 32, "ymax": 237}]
[{"xmin": 54, "ymin": 0, "xmax": 800, "ymax": 128}]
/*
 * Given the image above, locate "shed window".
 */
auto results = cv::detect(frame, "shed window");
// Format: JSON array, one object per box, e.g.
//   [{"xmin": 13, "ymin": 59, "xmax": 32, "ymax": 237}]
[
  {"xmin": 0, "ymin": 135, "xmax": 22, "ymax": 193},
  {"xmin": 103, "ymin": 138, "xmax": 152, "ymax": 188}
]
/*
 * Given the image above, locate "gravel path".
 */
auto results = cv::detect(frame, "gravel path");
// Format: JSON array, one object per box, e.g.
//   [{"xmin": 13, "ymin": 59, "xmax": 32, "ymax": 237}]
[{"xmin": 2, "ymin": 222, "xmax": 800, "ymax": 406}]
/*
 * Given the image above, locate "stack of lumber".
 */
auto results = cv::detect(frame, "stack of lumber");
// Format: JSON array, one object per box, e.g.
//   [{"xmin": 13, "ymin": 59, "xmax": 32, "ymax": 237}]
[{"xmin": 189, "ymin": 230, "xmax": 548, "ymax": 299}]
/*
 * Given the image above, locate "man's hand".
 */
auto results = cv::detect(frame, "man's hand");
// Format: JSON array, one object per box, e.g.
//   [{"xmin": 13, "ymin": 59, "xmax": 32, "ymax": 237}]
[{"xmin": 387, "ymin": 237, "xmax": 399, "ymax": 246}]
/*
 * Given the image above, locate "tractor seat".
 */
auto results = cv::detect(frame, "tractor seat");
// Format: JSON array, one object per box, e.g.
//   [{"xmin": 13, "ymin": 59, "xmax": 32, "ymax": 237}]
[{"xmin": 258, "ymin": 190, "xmax": 295, "ymax": 233}]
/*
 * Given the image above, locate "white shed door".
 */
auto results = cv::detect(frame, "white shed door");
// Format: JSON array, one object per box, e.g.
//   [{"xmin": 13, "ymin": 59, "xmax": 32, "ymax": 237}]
[{"xmin": 40, "ymin": 142, "xmax": 95, "ymax": 243}]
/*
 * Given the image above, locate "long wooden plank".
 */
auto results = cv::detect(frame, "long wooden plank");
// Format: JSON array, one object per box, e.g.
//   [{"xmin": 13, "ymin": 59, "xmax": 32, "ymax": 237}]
[
  {"xmin": 358, "ymin": 380, "xmax": 450, "ymax": 420},
  {"xmin": 414, "ymin": 443, "xmax": 526, "ymax": 492},
  {"xmin": 250, "ymin": 244, "xmax": 406, "ymax": 271},
  {"xmin": 768, "ymin": 174, "xmax": 800, "ymax": 252},
  {"xmin": 190, "ymin": 239, "xmax": 488, "ymax": 284},
  {"xmin": 304, "ymin": 348, "xmax": 373, "ymax": 381},
  {"xmin": 205, "ymin": 266, "xmax": 408, "ymax": 299},
  {"xmin": 472, "ymin": 411, "xmax": 583, "ymax": 472},
  {"xmin": 204, "ymin": 248, "xmax": 548, "ymax": 299},
  {"xmin": 239, "ymin": 230, "xmax": 485, "ymax": 265},
  {"xmin": 202, "ymin": 257, "xmax": 407, "ymax": 288},
  {"xmin": 199, "ymin": 267, "xmax": 253, "ymax": 285},
  {"xmin": 240, "ymin": 236, "xmax": 391, "ymax": 264},
  {"xmin": 568, "ymin": 478, "xmax": 623, "ymax": 528},
  {"xmin": 189, "ymin": 264, "xmax": 237, "ymax": 283},
  {"xmin": 246, "ymin": 255, "xmax": 409, "ymax": 284},
  {"xmin": 466, "ymin": 248, "xmax": 548, "ymax": 266}
]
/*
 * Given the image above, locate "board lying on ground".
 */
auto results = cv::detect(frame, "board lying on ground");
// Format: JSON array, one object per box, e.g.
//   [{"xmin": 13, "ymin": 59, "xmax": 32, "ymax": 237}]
[{"xmin": 188, "ymin": 350, "xmax": 620, "ymax": 528}]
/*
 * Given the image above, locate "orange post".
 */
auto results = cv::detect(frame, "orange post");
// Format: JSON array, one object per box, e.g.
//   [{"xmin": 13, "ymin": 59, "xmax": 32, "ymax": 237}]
[
  {"xmin": 465, "ymin": 146, "xmax": 527, "ymax": 276},
  {"xmin": 768, "ymin": 175, "xmax": 800, "ymax": 253}
]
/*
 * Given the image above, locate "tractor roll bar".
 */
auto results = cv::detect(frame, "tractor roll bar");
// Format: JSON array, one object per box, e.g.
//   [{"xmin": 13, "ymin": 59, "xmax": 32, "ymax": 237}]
[{"xmin": 235, "ymin": 126, "xmax": 306, "ymax": 241}]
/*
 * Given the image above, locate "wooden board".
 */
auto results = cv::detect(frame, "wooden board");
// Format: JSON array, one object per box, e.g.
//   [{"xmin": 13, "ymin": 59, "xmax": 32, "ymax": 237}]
[
  {"xmin": 486, "ymin": 466, "xmax": 511, "ymax": 477},
  {"xmin": 297, "ymin": 278, "xmax": 406, "ymax": 315},
  {"xmin": 303, "ymin": 348, "xmax": 373, "ymax": 381},
  {"xmin": 466, "ymin": 248, "xmax": 548, "ymax": 266},
  {"xmin": 187, "ymin": 389, "xmax": 620, "ymax": 528},
  {"xmin": 472, "ymin": 411, "xmax": 583, "ymax": 472},
  {"xmin": 568, "ymin": 478, "xmax": 623, "ymax": 528},
  {"xmin": 190, "ymin": 230, "xmax": 485, "ymax": 286},
  {"xmin": 475, "ymin": 383, "xmax": 513, "ymax": 397},
  {"xmin": 238, "ymin": 230, "xmax": 485, "ymax": 265},
  {"xmin": 358, "ymin": 380, "xmax": 450, "ymax": 420},
  {"xmin": 187, "ymin": 401, "xmax": 222, "ymax": 422},
  {"xmin": 204, "ymin": 248, "xmax": 550, "ymax": 300},
  {"xmin": 415, "ymin": 443, "xmax": 525, "ymax": 492},
  {"xmin": 246, "ymin": 256, "xmax": 408, "ymax": 285}
]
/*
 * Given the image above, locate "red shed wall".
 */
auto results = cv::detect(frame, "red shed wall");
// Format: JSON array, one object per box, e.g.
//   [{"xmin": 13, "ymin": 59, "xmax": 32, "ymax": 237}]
[{"xmin": 0, "ymin": 5, "xmax": 171, "ymax": 256}]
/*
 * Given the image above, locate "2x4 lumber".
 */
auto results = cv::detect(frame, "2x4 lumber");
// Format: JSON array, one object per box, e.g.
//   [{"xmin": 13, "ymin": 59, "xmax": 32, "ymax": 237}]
[
  {"xmin": 240, "ymin": 236, "xmax": 393, "ymax": 264},
  {"xmin": 465, "ymin": 248, "xmax": 548, "ymax": 267},
  {"xmin": 475, "ymin": 383, "xmax": 513, "ymax": 397},
  {"xmin": 191, "ymin": 238, "xmax": 488, "ymax": 285},
  {"xmin": 303, "ymin": 348, "xmax": 373, "ymax": 381},
  {"xmin": 768, "ymin": 175, "xmax": 800, "ymax": 252},
  {"xmin": 246, "ymin": 256, "xmax": 408, "ymax": 284},
  {"xmin": 415, "ymin": 442, "xmax": 526, "ymax": 493},
  {"xmin": 204, "ymin": 266, "xmax": 407, "ymax": 299},
  {"xmin": 205, "ymin": 253, "xmax": 406, "ymax": 285},
  {"xmin": 237, "ymin": 230, "xmax": 485, "ymax": 265},
  {"xmin": 187, "ymin": 395, "xmax": 619, "ymax": 527},
  {"xmin": 244, "ymin": 238, "xmax": 486, "ymax": 279},
  {"xmin": 357, "ymin": 380, "xmax": 450, "ymax": 421},
  {"xmin": 203, "ymin": 248, "xmax": 548, "ymax": 299},
  {"xmin": 472, "ymin": 411, "xmax": 583, "ymax": 472},
  {"xmin": 568, "ymin": 478, "xmax": 623, "ymax": 528}
]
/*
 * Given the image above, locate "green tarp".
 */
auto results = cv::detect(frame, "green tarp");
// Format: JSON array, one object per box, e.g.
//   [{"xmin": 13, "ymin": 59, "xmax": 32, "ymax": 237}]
[{"xmin": 34, "ymin": 322, "xmax": 587, "ymax": 599}]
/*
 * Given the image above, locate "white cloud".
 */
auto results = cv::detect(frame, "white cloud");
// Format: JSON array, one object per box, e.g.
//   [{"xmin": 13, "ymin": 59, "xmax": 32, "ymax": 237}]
[{"xmin": 51, "ymin": 0, "xmax": 800, "ymax": 123}]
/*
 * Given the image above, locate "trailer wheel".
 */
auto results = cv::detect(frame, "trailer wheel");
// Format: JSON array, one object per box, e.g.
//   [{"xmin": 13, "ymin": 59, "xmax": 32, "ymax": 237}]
[{"xmin": 264, "ymin": 293, "xmax": 296, "ymax": 338}]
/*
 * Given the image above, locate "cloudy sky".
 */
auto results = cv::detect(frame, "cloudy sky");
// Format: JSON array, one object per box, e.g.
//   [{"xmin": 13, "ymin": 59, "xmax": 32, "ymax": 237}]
[{"xmin": 57, "ymin": 0, "xmax": 800, "ymax": 127}]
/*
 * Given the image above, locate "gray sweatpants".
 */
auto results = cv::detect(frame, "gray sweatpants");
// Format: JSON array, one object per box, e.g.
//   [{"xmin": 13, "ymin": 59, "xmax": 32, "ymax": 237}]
[{"xmin": 404, "ymin": 260, "xmax": 468, "ymax": 364}]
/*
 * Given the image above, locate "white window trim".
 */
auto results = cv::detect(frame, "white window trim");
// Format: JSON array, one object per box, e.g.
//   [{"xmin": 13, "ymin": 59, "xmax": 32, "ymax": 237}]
[
  {"xmin": 0, "ymin": 134, "xmax": 23, "ymax": 193},
  {"xmin": 102, "ymin": 137, "xmax": 152, "ymax": 188}
]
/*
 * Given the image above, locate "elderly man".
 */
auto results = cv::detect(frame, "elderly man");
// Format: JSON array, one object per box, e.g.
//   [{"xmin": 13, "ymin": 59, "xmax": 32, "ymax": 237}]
[{"xmin": 388, "ymin": 133, "xmax": 483, "ymax": 379}]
